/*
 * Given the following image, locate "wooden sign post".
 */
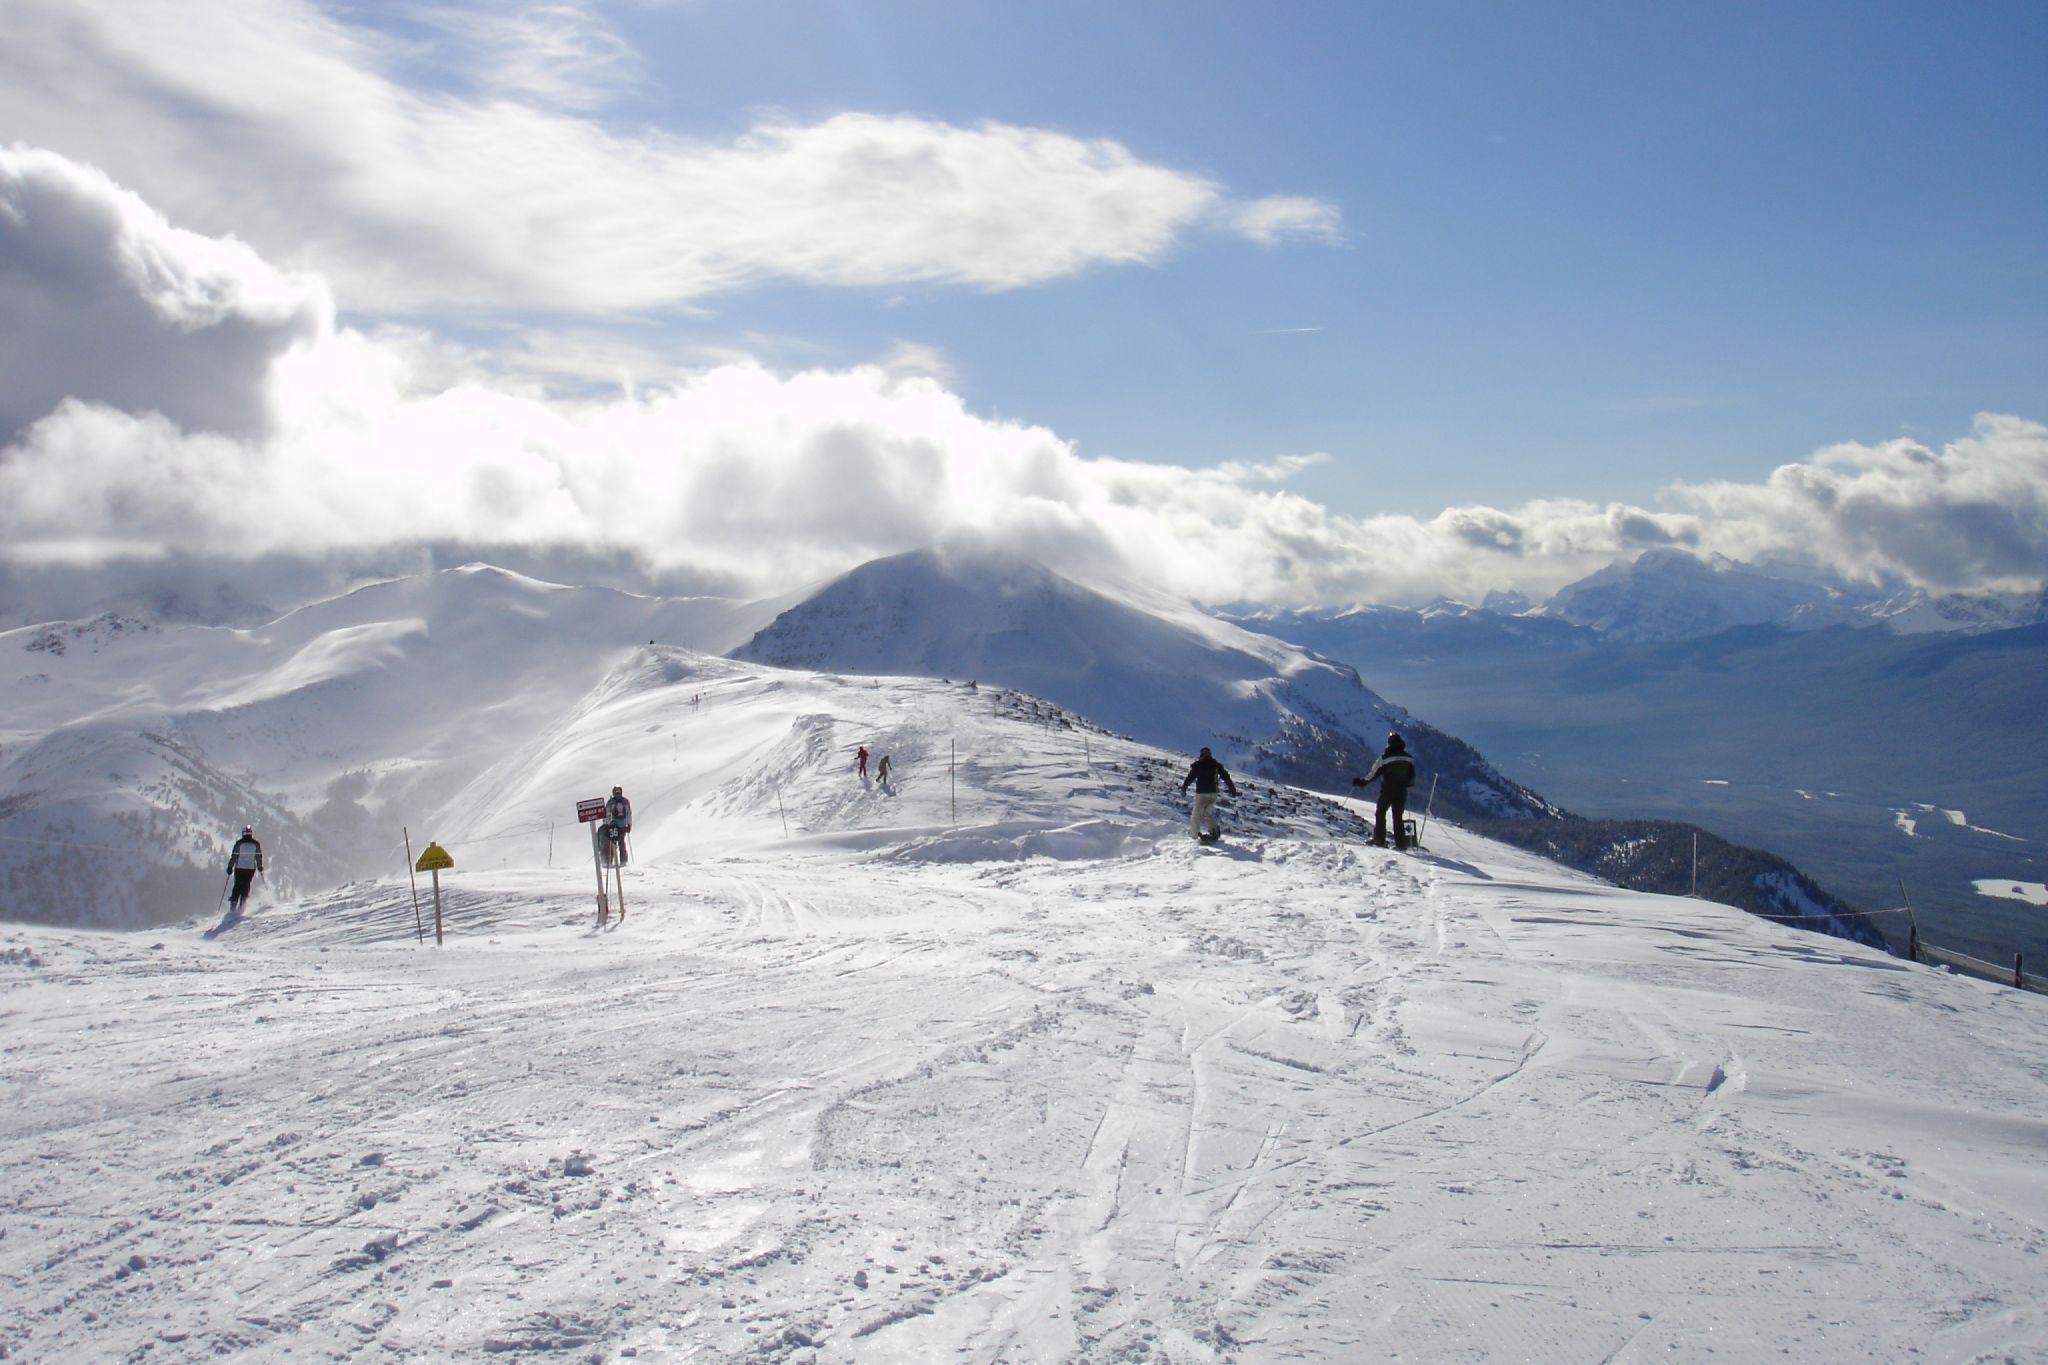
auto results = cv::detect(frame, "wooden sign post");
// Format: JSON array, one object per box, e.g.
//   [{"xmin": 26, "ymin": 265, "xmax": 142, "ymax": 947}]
[
  {"xmin": 576, "ymin": 796, "xmax": 621, "ymax": 926},
  {"xmin": 414, "ymin": 842, "xmax": 454, "ymax": 944}
]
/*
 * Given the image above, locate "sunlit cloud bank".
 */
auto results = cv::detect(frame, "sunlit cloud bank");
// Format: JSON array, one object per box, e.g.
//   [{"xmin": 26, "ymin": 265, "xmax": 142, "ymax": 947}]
[
  {"xmin": 2, "ymin": 146, "xmax": 2043, "ymax": 624},
  {"xmin": 0, "ymin": 0, "xmax": 1339, "ymax": 315}
]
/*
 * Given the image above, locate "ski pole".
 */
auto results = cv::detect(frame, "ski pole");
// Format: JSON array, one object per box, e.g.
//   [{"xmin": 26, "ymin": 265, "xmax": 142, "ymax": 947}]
[
  {"xmin": 217, "ymin": 870, "xmax": 233, "ymax": 912},
  {"xmin": 1417, "ymin": 774, "xmax": 1440, "ymax": 846}
]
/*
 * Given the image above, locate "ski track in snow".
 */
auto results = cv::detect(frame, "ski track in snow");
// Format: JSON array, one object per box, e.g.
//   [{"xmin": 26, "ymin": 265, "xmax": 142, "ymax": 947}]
[{"xmin": 4, "ymin": 672, "xmax": 2048, "ymax": 1362}]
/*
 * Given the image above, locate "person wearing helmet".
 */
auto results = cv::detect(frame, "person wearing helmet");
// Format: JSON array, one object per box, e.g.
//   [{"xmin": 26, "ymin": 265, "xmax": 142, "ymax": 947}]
[
  {"xmin": 1353, "ymin": 733, "xmax": 1419, "ymax": 849},
  {"xmin": 603, "ymin": 785, "xmax": 633, "ymax": 866},
  {"xmin": 1179, "ymin": 746, "xmax": 1237, "ymax": 842},
  {"xmin": 225, "ymin": 826, "xmax": 265, "ymax": 911}
]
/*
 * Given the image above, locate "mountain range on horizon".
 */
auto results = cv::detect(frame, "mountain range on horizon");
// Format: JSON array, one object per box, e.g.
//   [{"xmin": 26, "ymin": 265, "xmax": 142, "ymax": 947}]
[
  {"xmin": 1240, "ymin": 569, "xmax": 2048, "ymax": 966},
  {"xmin": 8, "ymin": 540, "xmax": 2046, "ymax": 644},
  {"xmin": 0, "ymin": 545, "xmax": 1900, "ymax": 958}
]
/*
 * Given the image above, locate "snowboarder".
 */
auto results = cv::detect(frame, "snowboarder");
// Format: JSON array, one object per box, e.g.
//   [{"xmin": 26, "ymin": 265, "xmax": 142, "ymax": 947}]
[
  {"xmin": 1354, "ymin": 733, "xmax": 1419, "ymax": 850},
  {"xmin": 856, "ymin": 746, "xmax": 869, "ymax": 780},
  {"xmin": 1180, "ymin": 747, "xmax": 1237, "ymax": 842},
  {"xmin": 225, "ymin": 826, "xmax": 264, "ymax": 911},
  {"xmin": 604, "ymin": 784, "xmax": 633, "ymax": 866}
]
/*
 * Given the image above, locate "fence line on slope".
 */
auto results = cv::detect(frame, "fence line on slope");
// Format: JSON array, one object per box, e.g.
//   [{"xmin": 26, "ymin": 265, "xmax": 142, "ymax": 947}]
[{"xmin": 1912, "ymin": 939, "xmax": 2045, "ymax": 996}]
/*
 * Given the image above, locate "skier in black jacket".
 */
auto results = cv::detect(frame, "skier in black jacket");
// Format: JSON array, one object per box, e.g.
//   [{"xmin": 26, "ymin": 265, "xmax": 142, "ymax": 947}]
[
  {"xmin": 1180, "ymin": 747, "xmax": 1237, "ymax": 841},
  {"xmin": 225, "ymin": 826, "xmax": 264, "ymax": 910},
  {"xmin": 1353, "ymin": 733, "xmax": 1418, "ymax": 849}
]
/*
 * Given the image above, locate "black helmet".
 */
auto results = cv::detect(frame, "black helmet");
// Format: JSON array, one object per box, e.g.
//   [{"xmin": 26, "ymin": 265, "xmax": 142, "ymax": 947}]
[
  {"xmin": 241, "ymin": 825, "xmax": 253, "ymax": 836},
  {"xmin": 1386, "ymin": 733, "xmax": 1406, "ymax": 752},
  {"xmin": 1199, "ymin": 747, "xmax": 1212, "ymax": 758},
  {"xmin": 612, "ymin": 785, "xmax": 623, "ymax": 794}
]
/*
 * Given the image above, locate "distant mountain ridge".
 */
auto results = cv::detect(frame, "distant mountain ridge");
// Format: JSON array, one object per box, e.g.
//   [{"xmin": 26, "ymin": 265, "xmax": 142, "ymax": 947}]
[
  {"xmin": 729, "ymin": 546, "xmax": 1552, "ymax": 825},
  {"xmin": 1239, "ymin": 593, "xmax": 2046, "ymax": 964},
  {"xmin": 0, "ymin": 565, "xmax": 778, "ymax": 927},
  {"xmin": 0, "ymin": 549, "xmax": 1889, "ymax": 952},
  {"xmin": 1534, "ymin": 548, "xmax": 2047, "ymax": 642},
  {"xmin": 732, "ymin": 548, "xmax": 1884, "ymax": 948},
  {"xmin": 1238, "ymin": 549, "xmax": 2045, "ymax": 649}
]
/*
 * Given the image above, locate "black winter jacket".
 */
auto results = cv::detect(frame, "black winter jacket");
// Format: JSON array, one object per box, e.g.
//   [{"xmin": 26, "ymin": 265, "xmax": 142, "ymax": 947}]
[
  {"xmin": 1181, "ymin": 755, "xmax": 1237, "ymax": 796},
  {"xmin": 1357, "ymin": 747, "xmax": 1417, "ymax": 795}
]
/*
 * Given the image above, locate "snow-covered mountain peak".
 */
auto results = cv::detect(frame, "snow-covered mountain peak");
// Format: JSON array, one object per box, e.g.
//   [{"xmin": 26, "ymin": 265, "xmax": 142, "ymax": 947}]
[
  {"xmin": 1535, "ymin": 548, "xmax": 2048, "ymax": 642},
  {"xmin": 1537, "ymin": 547, "xmax": 1865, "ymax": 641},
  {"xmin": 733, "ymin": 546, "xmax": 1551, "ymax": 823}
]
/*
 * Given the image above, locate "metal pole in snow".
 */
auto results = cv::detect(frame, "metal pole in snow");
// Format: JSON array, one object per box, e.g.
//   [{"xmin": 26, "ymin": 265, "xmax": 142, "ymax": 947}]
[
  {"xmin": 1691, "ymin": 833, "xmax": 1699, "ymax": 897},
  {"xmin": 951, "ymin": 740, "xmax": 957, "ymax": 826},
  {"xmin": 547, "ymin": 821, "xmax": 554, "ymax": 868},
  {"xmin": 1417, "ymin": 775, "xmax": 1440, "ymax": 845},
  {"xmin": 432, "ymin": 867, "xmax": 444, "ymax": 945},
  {"xmin": 1899, "ymin": 880, "xmax": 1919, "ymax": 960},
  {"xmin": 775, "ymin": 782, "xmax": 789, "ymax": 839},
  {"xmin": 403, "ymin": 826, "xmax": 425, "ymax": 944}
]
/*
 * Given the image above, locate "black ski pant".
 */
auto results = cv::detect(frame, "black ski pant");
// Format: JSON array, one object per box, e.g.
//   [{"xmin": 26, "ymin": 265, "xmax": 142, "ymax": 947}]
[
  {"xmin": 1375, "ymin": 787, "xmax": 1410, "ymax": 849},
  {"xmin": 229, "ymin": 868, "xmax": 256, "ymax": 908}
]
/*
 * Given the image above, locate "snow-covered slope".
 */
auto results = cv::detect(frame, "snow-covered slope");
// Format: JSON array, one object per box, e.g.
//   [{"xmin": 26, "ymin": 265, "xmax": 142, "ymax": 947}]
[
  {"xmin": 4, "ymin": 660, "xmax": 2045, "ymax": 1362},
  {"xmin": 731, "ymin": 547, "xmax": 1551, "ymax": 823},
  {"xmin": 1256, "ymin": 599, "xmax": 2048, "ymax": 965},
  {"xmin": 0, "ymin": 566, "xmax": 777, "ymax": 928}
]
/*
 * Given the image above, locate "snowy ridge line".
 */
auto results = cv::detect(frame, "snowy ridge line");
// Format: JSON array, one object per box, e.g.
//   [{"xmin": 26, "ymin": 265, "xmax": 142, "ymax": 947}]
[{"xmin": 0, "ymin": 830, "xmax": 169, "ymax": 856}]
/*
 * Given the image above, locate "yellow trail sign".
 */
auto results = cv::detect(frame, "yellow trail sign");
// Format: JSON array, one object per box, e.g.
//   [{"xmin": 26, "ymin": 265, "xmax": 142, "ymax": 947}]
[{"xmin": 415, "ymin": 843, "xmax": 454, "ymax": 872}]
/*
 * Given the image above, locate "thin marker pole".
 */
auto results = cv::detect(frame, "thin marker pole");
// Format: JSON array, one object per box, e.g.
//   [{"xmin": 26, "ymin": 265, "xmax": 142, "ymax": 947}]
[
  {"xmin": 403, "ymin": 826, "xmax": 425, "ymax": 944},
  {"xmin": 1417, "ymin": 775, "xmax": 1440, "ymax": 845},
  {"xmin": 1899, "ymin": 879, "xmax": 1919, "ymax": 961}
]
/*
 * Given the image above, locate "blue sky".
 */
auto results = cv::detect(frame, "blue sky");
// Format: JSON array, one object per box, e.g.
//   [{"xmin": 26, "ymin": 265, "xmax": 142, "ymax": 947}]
[
  {"xmin": 563, "ymin": 0, "xmax": 2048, "ymax": 517},
  {"xmin": 1, "ymin": 0, "xmax": 2044, "ymax": 611}
]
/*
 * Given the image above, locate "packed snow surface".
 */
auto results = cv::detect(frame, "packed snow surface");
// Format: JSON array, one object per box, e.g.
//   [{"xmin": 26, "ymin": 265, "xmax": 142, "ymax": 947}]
[{"xmin": 4, "ymin": 659, "xmax": 2047, "ymax": 1363}]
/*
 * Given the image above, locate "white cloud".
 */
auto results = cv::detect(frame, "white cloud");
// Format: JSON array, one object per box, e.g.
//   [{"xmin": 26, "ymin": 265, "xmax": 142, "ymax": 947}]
[
  {"xmin": 1, "ymin": 149, "xmax": 2042, "ymax": 619},
  {"xmin": 413, "ymin": 2, "xmax": 642, "ymax": 113},
  {"xmin": 1219, "ymin": 195, "xmax": 1345, "ymax": 246},
  {"xmin": 0, "ymin": 0, "xmax": 1340, "ymax": 315},
  {"xmin": 0, "ymin": 147, "xmax": 331, "ymax": 442},
  {"xmin": 1673, "ymin": 417, "xmax": 2048, "ymax": 593}
]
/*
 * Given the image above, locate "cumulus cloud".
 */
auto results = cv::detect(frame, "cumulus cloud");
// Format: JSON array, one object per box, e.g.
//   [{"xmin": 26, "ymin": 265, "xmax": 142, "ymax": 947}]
[
  {"xmin": 0, "ymin": 148, "xmax": 330, "ymax": 443},
  {"xmin": 1673, "ymin": 417, "xmax": 2048, "ymax": 593},
  {"xmin": 0, "ymin": 0, "xmax": 1341, "ymax": 315},
  {"xmin": 2, "ymin": 148, "xmax": 2042, "ymax": 624}
]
